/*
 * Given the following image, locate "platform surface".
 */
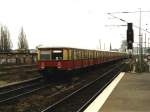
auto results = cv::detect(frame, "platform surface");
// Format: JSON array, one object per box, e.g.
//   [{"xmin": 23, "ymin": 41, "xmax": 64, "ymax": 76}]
[{"xmin": 100, "ymin": 72, "xmax": 150, "ymax": 112}]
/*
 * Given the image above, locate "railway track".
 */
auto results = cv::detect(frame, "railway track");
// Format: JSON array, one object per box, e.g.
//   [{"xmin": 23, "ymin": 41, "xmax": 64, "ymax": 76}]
[
  {"xmin": 0, "ymin": 76, "xmax": 43, "ymax": 92},
  {"xmin": 0, "ymin": 64, "xmax": 36, "ymax": 70},
  {"xmin": 0, "ymin": 61, "xmax": 127, "ymax": 112},
  {"xmin": 0, "ymin": 76, "xmax": 47, "ymax": 104},
  {"xmin": 0, "ymin": 64, "xmax": 38, "ymax": 75},
  {"xmin": 41, "ymin": 63, "xmax": 125, "ymax": 112}
]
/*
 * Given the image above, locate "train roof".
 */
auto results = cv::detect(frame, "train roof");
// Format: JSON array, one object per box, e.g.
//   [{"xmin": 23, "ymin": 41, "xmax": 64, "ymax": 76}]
[
  {"xmin": 38, "ymin": 47, "xmax": 126, "ymax": 54},
  {"xmin": 38, "ymin": 46, "xmax": 74, "ymax": 49},
  {"xmin": 38, "ymin": 46, "xmax": 101, "ymax": 51}
]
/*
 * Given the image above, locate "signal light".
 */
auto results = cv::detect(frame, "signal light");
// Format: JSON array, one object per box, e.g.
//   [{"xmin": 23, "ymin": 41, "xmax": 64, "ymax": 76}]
[{"xmin": 127, "ymin": 23, "xmax": 134, "ymax": 43}]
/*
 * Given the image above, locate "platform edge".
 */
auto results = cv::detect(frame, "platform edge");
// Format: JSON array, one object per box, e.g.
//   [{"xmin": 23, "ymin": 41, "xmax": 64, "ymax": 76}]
[{"xmin": 84, "ymin": 72, "xmax": 125, "ymax": 112}]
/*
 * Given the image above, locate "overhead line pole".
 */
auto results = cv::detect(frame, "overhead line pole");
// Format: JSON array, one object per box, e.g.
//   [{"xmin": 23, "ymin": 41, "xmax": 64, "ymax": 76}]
[{"xmin": 107, "ymin": 9, "xmax": 150, "ymax": 72}]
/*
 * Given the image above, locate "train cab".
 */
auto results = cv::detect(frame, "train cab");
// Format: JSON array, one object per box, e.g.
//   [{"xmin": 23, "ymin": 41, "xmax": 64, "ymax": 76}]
[{"xmin": 39, "ymin": 48, "xmax": 63, "ymax": 61}]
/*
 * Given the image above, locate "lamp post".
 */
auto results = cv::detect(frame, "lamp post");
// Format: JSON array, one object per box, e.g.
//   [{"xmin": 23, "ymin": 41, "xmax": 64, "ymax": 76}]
[
  {"xmin": 144, "ymin": 24, "xmax": 148, "ymax": 55},
  {"xmin": 148, "ymin": 38, "xmax": 150, "ymax": 48},
  {"xmin": 99, "ymin": 39, "xmax": 101, "ymax": 50},
  {"xmin": 138, "ymin": 8, "xmax": 143, "ymax": 72},
  {"xmin": 148, "ymin": 38, "xmax": 150, "ymax": 54}
]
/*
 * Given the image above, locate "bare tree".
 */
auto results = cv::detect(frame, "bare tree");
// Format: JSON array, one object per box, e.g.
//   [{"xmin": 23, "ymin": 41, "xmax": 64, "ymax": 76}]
[
  {"xmin": 18, "ymin": 27, "xmax": 29, "ymax": 51},
  {"xmin": 0, "ymin": 26, "xmax": 12, "ymax": 52}
]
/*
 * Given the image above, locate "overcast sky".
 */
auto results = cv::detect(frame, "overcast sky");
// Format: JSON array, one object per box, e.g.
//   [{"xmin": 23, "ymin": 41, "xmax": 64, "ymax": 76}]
[{"xmin": 0, "ymin": 0, "xmax": 150, "ymax": 50}]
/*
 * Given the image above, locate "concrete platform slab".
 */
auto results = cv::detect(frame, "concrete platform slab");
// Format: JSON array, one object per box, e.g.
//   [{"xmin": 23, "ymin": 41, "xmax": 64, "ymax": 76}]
[{"xmin": 100, "ymin": 72, "xmax": 150, "ymax": 112}]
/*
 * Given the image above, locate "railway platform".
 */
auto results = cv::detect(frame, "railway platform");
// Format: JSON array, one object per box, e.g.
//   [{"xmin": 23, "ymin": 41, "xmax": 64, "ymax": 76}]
[{"xmin": 84, "ymin": 72, "xmax": 150, "ymax": 112}]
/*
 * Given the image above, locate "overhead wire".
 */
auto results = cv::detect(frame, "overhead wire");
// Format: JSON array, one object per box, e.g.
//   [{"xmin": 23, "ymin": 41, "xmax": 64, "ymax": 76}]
[{"xmin": 107, "ymin": 12, "xmax": 150, "ymax": 33}]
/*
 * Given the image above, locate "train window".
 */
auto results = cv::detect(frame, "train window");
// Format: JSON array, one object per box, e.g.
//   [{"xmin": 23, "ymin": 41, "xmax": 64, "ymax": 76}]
[
  {"xmin": 80, "ymin": 50, "xmax": 83, "ymax": 59},
  {"xmin": 73, "ymin": 50, "xmax": 76, "ymax": 60},
  {"xmin": 89, "ymin": 51, "xmax": 91, "ymax": 59},
  {"xmin": 52, "ymin": 49, "xmax": 63, "ymax": 60},
  {"xmin": 78, "ymin": 50, "xmax": 81, "ymax": 60},
  {"xmin": 106, "ymin": 52, "xmax": 107, "ymax": 58},
  {"xmin": 76, "ymin": 50, "xmax": 78, "ymax": 60},
  {"xmin": 84, "ymin": 50, "xmax": 86, "ymax": 59},
  {"xmin": 84, "ymin": 51, "xmax": 86, "ymax": 59},
  {"xmin": 92, "ymin": 51, "xmax": 94, "ymax": 59},
  {"xmin": 95, "ymin": 52, "xmax": 97, "ymax": 58},
  {"xmin": 82, "ymin": 50, "xmax": 85, "ymax": 59},
  {"xmin": 87, "ymin": 50, "xmax": 89, "ymax": 59},
  {"xmin": 93, "ymin": 51, "xmax": 95, "ymax": 59},
  {"xmin": 71, "ymin": 49, "xmax": 74, "ymax": 60},
  {"xmin": 96, "ymin": 51, "xmax": 98, "ymax": 58},
  {"xmin": 77, "ymin": 50, "xmax": 80, "ymax": 60},
  {"xmin": 40, "ymin": 50, "xmax": 51, "ymax": 60},
  {"xmin": 87, "ymin": 51, "xmax": 89, "ymax": 59},
  {"xmin": 76, "ymin": 50, "xmax": 79, "ymax": 59},
  {"xmin": 101, "ymin": 51, "xmax": 103, "ymax": 59},
  {"xmin": 80, "ymin": 50, "xmax": 82, "ymax": 59},
  {"xmin": 89, "ymin": 51, "xmax": 92, "ymax": 59},
  {"xmin": 90, "ymin": 51, "xmax": 93, "ymax": 59}
]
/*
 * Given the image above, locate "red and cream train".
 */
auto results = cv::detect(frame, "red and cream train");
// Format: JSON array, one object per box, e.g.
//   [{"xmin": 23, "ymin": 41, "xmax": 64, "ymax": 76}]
[{"xmin": 37, "ymin": 47, "xmax": 127, "ymax": 77}]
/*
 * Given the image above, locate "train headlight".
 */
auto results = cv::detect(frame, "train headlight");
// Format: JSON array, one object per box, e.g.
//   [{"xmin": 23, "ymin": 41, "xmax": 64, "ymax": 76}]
[
  {"xmin": 57, "ymin": 62, "xmax": 62, "ymax": 68},
  {"xmin": 41, "ymin": 62, "xmax": 45, "ymax": 69}
]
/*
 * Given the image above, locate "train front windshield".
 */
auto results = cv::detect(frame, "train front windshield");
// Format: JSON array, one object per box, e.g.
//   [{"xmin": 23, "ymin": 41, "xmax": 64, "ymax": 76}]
[
  {"xmin": 40, "ymin": 50, "xmax": 51, "ymax": 60},
  {"xmin": 52, "ymin": 49, "xmax": 63, "ymax": 60}
]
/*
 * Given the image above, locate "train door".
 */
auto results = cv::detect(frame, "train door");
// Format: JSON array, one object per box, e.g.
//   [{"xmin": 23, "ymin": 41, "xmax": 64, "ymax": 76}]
[
  {"xmin": 63, "ymin": 49, "xmax": 69, "ymax": 60},
  {"xmin": 52, "ymin": 49, "xmax": 63, "ymax": 60}
]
